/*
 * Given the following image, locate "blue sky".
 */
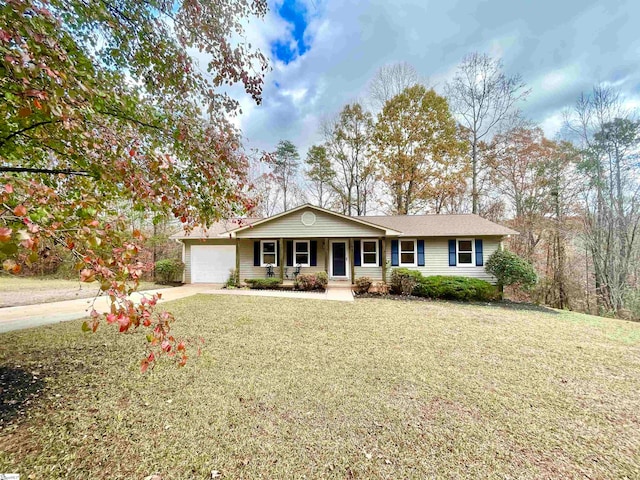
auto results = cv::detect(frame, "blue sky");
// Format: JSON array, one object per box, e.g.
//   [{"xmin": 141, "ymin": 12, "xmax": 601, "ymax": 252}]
[{"xmin": 233, "ymin": 0, "xmax": 640, "ymax": 154}]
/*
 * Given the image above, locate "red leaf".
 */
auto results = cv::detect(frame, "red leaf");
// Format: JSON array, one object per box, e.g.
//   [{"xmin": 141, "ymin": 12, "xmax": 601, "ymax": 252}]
[
  {"xmin": 13, "ymin": 204, "xmax": 27, "ymax": 217},
  {"xmin": 80, "ymin": 268, "xmax": 95, "ymax": 283},
  {"xmin": 0, "ymin": 227, "xmax": 11, "ymax": 242},
  {"xmin": 4, "ymin": 184, "xmax": 13, "ymax": 194},
  {"xmin": 140, "ymin": 359, "xmax": 149, "ymax": 374}
]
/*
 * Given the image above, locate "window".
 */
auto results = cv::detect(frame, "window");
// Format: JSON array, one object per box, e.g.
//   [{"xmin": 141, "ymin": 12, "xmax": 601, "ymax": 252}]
[
  {"xmin": 361, "ymin": 240, "xmax": 378, "ymax": 266},
  {"xmin": 399, "ymin": 239, "xmax": 416, "ymax": 266},
  {"xmin": 261, "ymin": 240, "xmax": 278, "ymax": 266},
  {"xmin": 457, "ymin": 239, "xmax": 473, "ymax": 265},
  {"xmin": 294, "ymin": 240, "xmax": 310, "ymax": 266}
]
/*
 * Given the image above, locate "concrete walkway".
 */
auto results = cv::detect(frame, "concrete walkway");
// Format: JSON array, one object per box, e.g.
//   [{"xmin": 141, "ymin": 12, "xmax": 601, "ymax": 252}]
[
  {"xmin": 210, "ymin": 286, "xmax": 354, "ymax": 302},
  {"xmin": 0, "ymin": 284, "xmax": 353, "ymax": 333},
  {"xmin": 0, "ymin": 284, "xmax": 214, "ymax": 333}
]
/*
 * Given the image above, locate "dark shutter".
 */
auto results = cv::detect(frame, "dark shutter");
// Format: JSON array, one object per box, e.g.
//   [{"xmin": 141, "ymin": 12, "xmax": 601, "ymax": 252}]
[
  {"xmin": 448, "ymin": 239, "xmax": 457, "ymax": 266},
  {"xmin": 391, "ymin": 240, "xmax": 399, "ymax": 266},
  {"xmin": 286, "ymin": 240, "xmax": 293, "ymax": 266},
  {"xmin": 310, "ymin": 240, "xmax": 317, "ymax": 266},
  {"xmin": 354, "ymin": 240, "xmax": 361, "ymax": 266},
  {"xmin": 254, "ymin": 241, "xmax": 260, "ymax": 266},
  {"xmin": 475, "ymin": 239, "xmax": 484, "ymax": 266},
  {"xmin": 378, "ymin": 239, "xmax": 383, "ymax": 266},
  {"xmin": 417, "ymin": 239, "xmax": 425, "ymax": 266}
]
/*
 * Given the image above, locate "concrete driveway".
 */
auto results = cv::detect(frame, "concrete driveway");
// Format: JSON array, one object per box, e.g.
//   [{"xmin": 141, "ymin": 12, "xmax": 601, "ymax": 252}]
[{"xmin": 0, "ymin": 284, "xmax": 217, "ymax": 333}]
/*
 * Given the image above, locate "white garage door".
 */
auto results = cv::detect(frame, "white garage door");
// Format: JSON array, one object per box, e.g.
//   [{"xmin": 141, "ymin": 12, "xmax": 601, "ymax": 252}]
[{"xmin": 190, "ymin": 245, "xmax": 236, "ymax": 283}]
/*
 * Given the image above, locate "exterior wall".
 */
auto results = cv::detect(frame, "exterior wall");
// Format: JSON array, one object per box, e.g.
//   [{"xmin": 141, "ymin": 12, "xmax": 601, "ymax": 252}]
[
  {"xmin": 236, "ymin": 207, "xmax": 384, "ymax": 238},
  {"xmin": 239, "ymin": 238, "xmax": 328, "ymax": 281},
  {"xmin": 353, "ymin": 266, "xmax": 383, "ymax": 281},
  {"xmin": 181, "ymin": 238, "xmax": 235, "ymax": 284},
  {"xmin": 376, "ymin": 236, "xmax": 501, "ymax": 284},
  {"xmin": 183, "ymin": 235, "xmax": 502, "ymax": 284}
]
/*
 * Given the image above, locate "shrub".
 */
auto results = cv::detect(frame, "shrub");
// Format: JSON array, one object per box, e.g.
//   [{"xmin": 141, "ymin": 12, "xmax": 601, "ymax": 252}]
[
  {"xmin": 390, "ymin": 268, "xmax": 423, "ymax": 294},
  {"xmin": 354, "ymin": 276, "xmax": 373, "ymax": 294},
  {"xmin": 369, "ymin": 281, "xmax": 389, "ymax": 295},
  {"xmin": 244, "ymin": 278, "xmax": 282, "ymax": 289},
  {"xmin": 295, "ymin": 273, "xmax": 317, "ymax": 291},
  {"xmin": 225, "ymin": 269, "xmax": 239, "ymax": 288},
  {"xmin": 315, "ymin": 271, "xmax": 328, "ymax": 290},
  {"xmin": 295, "ymin": 272, "xmax": 328, "ymax": 291},
  {"xmin": 413, "ymin": 276, "xmax": 497, "ymax": 301},
  {"xmin": 154, "ymin": 258, "xmax": 184, "ymax": 284},
  {"xmin": 486, "ymin": 250, "xmax": 537, "ymax": 289}
]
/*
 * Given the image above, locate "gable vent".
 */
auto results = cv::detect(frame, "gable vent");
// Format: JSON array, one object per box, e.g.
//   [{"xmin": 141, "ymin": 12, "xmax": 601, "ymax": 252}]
[{"xmin": 301, "ymin": 211, "xmax": 316, "ymax": 226}]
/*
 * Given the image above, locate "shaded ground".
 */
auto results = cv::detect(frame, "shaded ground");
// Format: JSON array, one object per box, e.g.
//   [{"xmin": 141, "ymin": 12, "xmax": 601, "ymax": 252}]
[
  {"xmin": 0, "ymin": 277, "xmax": 170, "ymax": 308},
  {"xmin": 0, "ymin": 294, "xmax": 639, "ymax": 479}
]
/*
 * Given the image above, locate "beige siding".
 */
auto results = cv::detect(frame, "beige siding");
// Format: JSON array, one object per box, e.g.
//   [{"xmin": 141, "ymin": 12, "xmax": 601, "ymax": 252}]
[
  {"xmin": 353, "ymin": 266, "xmax": 383, "ymax": 281},
  {"xmin": 383, "ymin": 236, "xmax": 501, "ymax": 284},
  {"xmin": 238, "ymin": 238, "xmax": 328, "ymax": 281},
  {"xmin": 236, "ymin": 207, "xmax": 384, "ymax": 238},
  {"xmin": 182, "ymin": 238, "xmax": 235, "ymax": 284}
]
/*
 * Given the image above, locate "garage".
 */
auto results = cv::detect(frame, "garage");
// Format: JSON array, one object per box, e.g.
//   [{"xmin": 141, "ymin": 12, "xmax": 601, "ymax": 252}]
[{"xmin": 190, "ymin": 244, "xmax": 236, "ymax": 283}]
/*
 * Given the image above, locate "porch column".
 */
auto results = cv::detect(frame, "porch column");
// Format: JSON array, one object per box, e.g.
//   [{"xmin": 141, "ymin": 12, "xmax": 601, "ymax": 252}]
[
  {"xmin": 381, "ymin": 237, "xmax": 386, "ymax": 283},
  {"xmin": 235, "ymin": 238, "xmax": 240, "ymax": 281},
  {"xmin": 349, "ymin": 238, "xmax": 355, "ymax": 284},
  {"xmin": 324, "ymin": 238, "xmax": 329, "ymax": 273},
  {"xmin": 279, "ymin": 238, "xmax": 284, "ymax": 281}
]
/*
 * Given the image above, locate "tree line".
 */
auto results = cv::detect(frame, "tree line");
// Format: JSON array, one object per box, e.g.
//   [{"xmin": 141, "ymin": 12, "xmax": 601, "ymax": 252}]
[{"xmin": 251, "ymin": 56, "xmax": 640, "ymax": 320}]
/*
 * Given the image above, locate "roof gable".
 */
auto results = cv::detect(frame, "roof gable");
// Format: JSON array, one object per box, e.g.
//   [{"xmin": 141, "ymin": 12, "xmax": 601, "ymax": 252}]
[
  {"xmin": 234, "ymin": 205, "xmax": 397, "ymax": 238},
  {"xmin": 232, "ymin": 204, "xmax": 401, "ymax": 238}
]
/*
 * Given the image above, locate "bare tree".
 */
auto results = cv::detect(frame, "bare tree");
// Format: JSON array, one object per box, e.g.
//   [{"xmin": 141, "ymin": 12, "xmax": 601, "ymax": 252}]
[
  {"xmin": 445, "ymin": 52, "xmax": 529, "ymax": 214},
  {"xmin": 564, "ymin": 85, "xmax": 640, "ymax": 314},
  {"xmin": 323, "ymin": 103, "xmax": 376, "ymax": 215},
  {"xmin": 367, "ymin": 62, "xmax": 423, "ymax": 112}
]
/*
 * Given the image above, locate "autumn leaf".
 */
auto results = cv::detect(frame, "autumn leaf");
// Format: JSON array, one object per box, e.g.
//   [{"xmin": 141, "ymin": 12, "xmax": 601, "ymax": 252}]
[
  {"xmin": 0, "ymin": 227, "xmax": 11, "ymax": 242},
  {"xmin": 80, "ymin": 268, "xmax": 95, "ymax": 283},
  {"xmin": 13, "ymin": 205, "xmax": 27, "ymax": 217}
]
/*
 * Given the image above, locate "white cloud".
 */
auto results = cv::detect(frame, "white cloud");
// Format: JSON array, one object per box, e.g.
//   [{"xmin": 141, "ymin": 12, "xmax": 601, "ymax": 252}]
[{"xmin": 224, "ymin": 0, "xmax": 640, "ymax": 155}]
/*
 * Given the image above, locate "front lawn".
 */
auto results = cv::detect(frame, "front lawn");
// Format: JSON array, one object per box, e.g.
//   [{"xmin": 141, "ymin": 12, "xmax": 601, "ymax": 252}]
[
  {"xmin": 0, "ymin": 276, "xmax": 170, "ymax": 307},
  {"xmin": 1, "ymin": 295, "xmax": 639, "ymax": 478}
]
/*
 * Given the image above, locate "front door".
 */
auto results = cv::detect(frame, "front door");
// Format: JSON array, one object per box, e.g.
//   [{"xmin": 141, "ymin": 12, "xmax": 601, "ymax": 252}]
[{"xmin": 332, "ymin": 241, "xmax": 347, "ymax": 277}]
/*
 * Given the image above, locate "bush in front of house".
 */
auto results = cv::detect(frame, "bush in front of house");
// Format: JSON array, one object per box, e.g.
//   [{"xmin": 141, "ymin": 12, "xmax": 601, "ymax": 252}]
[
  {"xmin": 485, "ymin": 249, "xmax": 537, "ymax": 290},
  {"xmin": 354, "ymin": 276, "xmax": 373, "ymax": 294},
  {"xmin": 154, "ymin": 258, "xmax": 184, "ymax": 284},
  {"xmin": 295, "ymin": 272, "xmax": 328, "ymax": 291},
  {"xmin": 225, "ymin": 269, "xmax": 239, "ymax": 288},
  {"xmin": 316, "ymin": 271, "xmax": 328, "ymax": 290},
  {"xmin": 390, "ymin": 268, "xmax": 423, "ymax": 295},
  {"xmin": 414, "ymin": 276, "xmax": 497, "ymax": 301},
  {"xmin": 244, "ymin": 278, "xmax": 282, "ymax": 289}
]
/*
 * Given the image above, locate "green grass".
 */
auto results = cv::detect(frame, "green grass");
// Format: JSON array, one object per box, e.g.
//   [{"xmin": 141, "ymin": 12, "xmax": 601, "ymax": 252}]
[{"xmin": 1, "ymin": 295, "xmax": 639, "ymax": 479}]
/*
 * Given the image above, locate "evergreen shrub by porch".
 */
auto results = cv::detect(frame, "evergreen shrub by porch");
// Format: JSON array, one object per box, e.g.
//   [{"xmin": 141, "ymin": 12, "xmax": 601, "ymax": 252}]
[
  {"xmin": 390, "ymin": 268, "xmax": 423, "ymax": 295},
  {"xmin": 413, "ymin": 276, "xmax": 497, "ymax": 301},
  {"xmin": 245, "ymin": 278, "xmax": 282, "ymax": 289},
  {"xmin": 315, "ymin": 271, "xmax": 328, "ymax": 289},
  {"xmin": 154, "ymin": 258, "xmax": 184, "ymax": 284}
]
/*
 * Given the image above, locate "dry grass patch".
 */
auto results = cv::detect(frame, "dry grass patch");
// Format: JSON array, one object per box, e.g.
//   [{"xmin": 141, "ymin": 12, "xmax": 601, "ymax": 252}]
[{"xmin": 1, "ymin": 295, "xmax": 639, "ymax": 479}]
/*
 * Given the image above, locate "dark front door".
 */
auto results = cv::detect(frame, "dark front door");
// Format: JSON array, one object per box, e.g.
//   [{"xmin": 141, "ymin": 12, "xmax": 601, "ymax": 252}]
[{"xmin": 332, "ymin": 242, "xmax": 346, "ymax": 276}]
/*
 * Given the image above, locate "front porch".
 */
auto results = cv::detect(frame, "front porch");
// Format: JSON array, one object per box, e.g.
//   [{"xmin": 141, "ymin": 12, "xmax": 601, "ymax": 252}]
[{"xmin": 235, "ymin": 237, "xmax": 387, "ymax": 284}]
